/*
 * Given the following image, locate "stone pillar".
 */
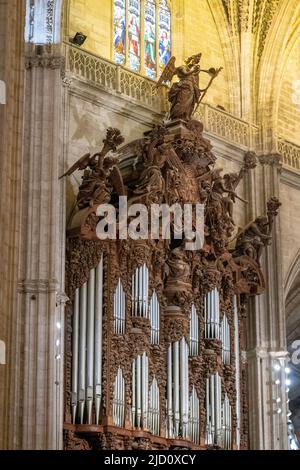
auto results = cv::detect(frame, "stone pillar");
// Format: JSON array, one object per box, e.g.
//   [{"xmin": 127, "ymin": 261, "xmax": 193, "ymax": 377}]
[
  {"xmin": 0, "ymin": 0, "xmax": 25, "ymax": 450},
  {"xmin": 246, "ymin": 155, "xmax": 289, "ymax": 449},
  {"xmin": 13, "ymin": 44, "xmax": 66, "ymax": 450}
]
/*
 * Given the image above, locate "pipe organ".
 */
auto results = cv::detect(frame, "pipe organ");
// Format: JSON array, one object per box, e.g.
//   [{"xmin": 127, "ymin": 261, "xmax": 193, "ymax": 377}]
[
  {"xmin": 132, "ymin": 352, "xmax": 149, "ymax": 430},
  {"xmin": 222, "ymin": 394, "xmax": 232, "ymax": 450},
  {"xmin": 132, "ymin": 264, "xmax": 149, "ymax": 317},
  {"xmin": 205, "ymin": 289, "xmax": 220, "ymax": 339},
  {"xmin": 113, "ymin": 367, "xmax": 126, "ymax": 427},
  {"xmin": 114, "ymin": 279, "xmax": 126, "ymax": 334},
  {"xmin": 221, "ymin": 315, "xmax": 230, "ymax": 365},
  {"xmin": 188, "ymin": 387, "xmax": 200, "ymax": 444},
  {"xmin": 65, "ymin": 117, "xmax": 277, "ymax": 450},
  {"xmin": 149, "ymin": 291, "xmax": 160, "ymax": 345},
  {"xmin": 189, "ymin": 304, "xmax": 199, "ymax": 356},
  {"xmin": 166, "ymin": 338, "xmax": 189, "ymax": 439},
  {"xmin": 71, "ymin": 257, "xmax": 103, "ymax": 425},
  {"xmin": 148, "ymin": 378, "xmax": 160, "ymax": 435},
  {"xmin": 234, "ymin": 296, "xmax": 241, "ymax": 449},
  {"xmin": 206, "ymin": 372, "xmax": 222, "ymax": 446}
]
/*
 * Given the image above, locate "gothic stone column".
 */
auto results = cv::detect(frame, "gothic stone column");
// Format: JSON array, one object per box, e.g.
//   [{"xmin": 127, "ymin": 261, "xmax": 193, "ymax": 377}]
[
  {"xmin": 246, "ymin": 155, "xmax": 288, "ymax": 449},
  {"xmin": 0, "ymin": 0, "xmax": 25, "ymax": 450},
  {"xmin": 14, "ymin": 44, "xmax": 66, "ymax": 450}
]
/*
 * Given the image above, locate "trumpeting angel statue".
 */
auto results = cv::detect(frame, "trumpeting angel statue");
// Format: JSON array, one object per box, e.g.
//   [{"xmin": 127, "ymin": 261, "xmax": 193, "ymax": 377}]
[{"xmin": 156, "ymin": 53, "xmax": 222, "ymax": 122}]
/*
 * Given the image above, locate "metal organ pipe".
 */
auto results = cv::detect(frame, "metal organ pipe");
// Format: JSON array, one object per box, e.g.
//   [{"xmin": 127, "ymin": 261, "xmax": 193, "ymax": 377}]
[
  {"xmin": 149, "ymin": 377, "xmax": 160, "ymax": 436},
  {"xmin": 132, "ymin": 264, "xmax": 149, "ymax": 317},
  {"xmin": 131, "ymin": 360, "xmax": 136, "ymax": 427},
  {"xmin": 173, "ymin": 341, "xmax": 180, "ymax": 436},
  {"xmin": 71, "ymin": 289, "xmax": 79, "ymax": 424},
  {"xmin": 222, "ymin": 394, "xmax": 232, "ymax": 449},
  {"xmin": 205, "ymin": 372, "xmax": 222, "ymax": 446},
  {"xmin": 142, "ymin": 353, "xmax": 149, "ymax": 428},
  {"xmin": 114, "ymin": 279, "xmax": 125, "ymax": 335},
  {"xmin": 71, "ymin": 255, "xmax": 104, "ymax": 425},
  {"xmin": 234, "ymin": 295, "xmax": 241, "ymax": 449},
  {"xmin": 189, "ymin": 387, "xmax": 200, "ymax": 444},
  {"xmin": 132, "ymin": 353, "xmax": 149, "ymax": 430},
  {"xmin": 150, "ymin": 291, "xmax": 160, "ymax": 345},
  {"xmin": 87, "ymin": 268, "xmax": 95, "ymax": 424},
  {"xmin": 180, "ymin": 338, "xmax": 189, "ymax": 438},
  {"xmin": 136, "ymin": 355, "xmax": 142, "ymax": 428},
  {"xmin": 206, "ymin": 377, "xmax": 212, "ymax": 445},
  {"xmin": 205, "ymin": 289, "xmax": 220, "ymax": 339},
  {"xmin": 94, "ymin": 256, "xmax": 103, "ymax": 425},
  {"xmin": 221, "ymin": 314, "xmax": 230, "ymax": 365},
  {"xmin": 78, "ymin": 282, "xmax": 87, "ymax": 424},
  {"xmin": 216, "ymin": 372, "xmax": 221, "ymax": 445},
  {"xmin": 167, "ymin": 344, "xmax": 173, "ymax": 438},
  {"xmin": 167, "ymin": 339, "xmax": 189, "ymax": 440},
  {"xmin": 113, "ymin": 368, "xmax": 125, "ymax": 428},
  {"xmin": 190, "ymin": 304, "xmax": 199, "ymax": 356},
  {"xmin": 215, "ymin": 289, "xmax": 220, "ymax": 338}
]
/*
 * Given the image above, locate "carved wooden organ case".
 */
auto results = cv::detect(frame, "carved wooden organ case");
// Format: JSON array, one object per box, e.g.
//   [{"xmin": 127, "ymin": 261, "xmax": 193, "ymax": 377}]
[{"xmin": 64, "ymin": 119, "xmax": 280, "ymax": 450}]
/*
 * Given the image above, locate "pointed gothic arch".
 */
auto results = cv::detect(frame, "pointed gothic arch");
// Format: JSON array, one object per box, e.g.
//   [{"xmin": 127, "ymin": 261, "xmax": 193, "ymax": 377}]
[{"xmin": 256, "ymin": 0, "xmax": 300, "ymax": 151}]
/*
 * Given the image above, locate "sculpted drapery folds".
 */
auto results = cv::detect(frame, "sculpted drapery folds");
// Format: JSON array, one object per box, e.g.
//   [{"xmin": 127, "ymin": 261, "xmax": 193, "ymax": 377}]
[{"xmin": 63, "ymin": 53, "xmax": 280, "ymax": 450}]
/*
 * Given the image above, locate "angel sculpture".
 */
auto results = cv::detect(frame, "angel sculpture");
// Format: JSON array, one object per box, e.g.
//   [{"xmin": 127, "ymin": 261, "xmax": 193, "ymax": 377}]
[
  {"xmin": 233, "ymin": 197, "xmax": 281, "ymax": 262},
  {"xmin": 59, "ymin": 128, "xmax": 126, "ymax": 209},
  {"xmin": 156, "ymin": 53, "xmax": 222, "ymax": 122}
]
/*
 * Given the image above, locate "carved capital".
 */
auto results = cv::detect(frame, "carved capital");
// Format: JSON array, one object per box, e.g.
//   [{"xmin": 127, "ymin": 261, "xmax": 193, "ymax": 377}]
[
  {"xmin": 259, "ymin": 153, "xmax": 282, "ymax": 168},
  {"xmin": 18, "ymin": 278, "xmax": 59, "ymax": 294},
  {"xmin": 25, "ymin": 54, "xmax": 65, "ymax": 70}
]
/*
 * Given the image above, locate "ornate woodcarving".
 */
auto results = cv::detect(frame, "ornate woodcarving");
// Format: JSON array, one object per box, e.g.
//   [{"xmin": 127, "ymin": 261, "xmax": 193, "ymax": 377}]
[{"xmin": 63, "ymin": 53, "xmax": 280, "ymax": 450}]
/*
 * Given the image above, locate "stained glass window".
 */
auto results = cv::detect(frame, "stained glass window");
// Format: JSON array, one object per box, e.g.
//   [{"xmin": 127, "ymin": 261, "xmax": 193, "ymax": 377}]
[
  {"xmin": 158, "ymin": 0, "xmax": 171, "ymax": 74},
  {"xmin": 144, "ymin": 0, "xmax": 157, "ymax": 79},
  {"xmin": 128, "ymin": 0, "xmax": 141, "ymax": 72},
  {"xmin": 114, "ymin": 0, "xmax": 126, "ymax": 65},
  {"xmin": 113, "ymin": 0, "xmax": 171, "ymax": 79}
]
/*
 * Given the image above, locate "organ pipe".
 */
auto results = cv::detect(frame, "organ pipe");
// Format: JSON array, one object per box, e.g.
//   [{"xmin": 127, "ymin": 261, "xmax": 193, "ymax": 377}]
[
  {"xmin": 234, "ymin": 295, "xmax": 241, "ymax": 449},
  {"xmin": 95, "ymin": 256, "xmax": 103, "ymax": 425},
  {"xmin": 78, "ymin": 282, "xmax": 87, "ymax": 424},
  {"xmin": 132, "ymin": 264, "xmax": 149, "ymax": 317},
  {"xmin": 222, "ymin": 394, "xmax": 232, "ymax": 449},
  {"xmin": 71, "ymin": 289, "xmax": 79, "ymax": 424},
  {"xmin": 180, "ymin": 338, "xmax": 189, "ymax": 438},
  {"xmin": 206, "ymin": 372, "xmax": 222, "ymax": 446},
  {"xmin": 167, "ymin": 344, "xmax": 173, "ymax": 438},
  {"xmin": 131, "ymin": 360, "xmax": 136, "ymax": 426},
  {"xmin": 205, "ymin": 289, "xmax": 220, "ymax": 339},
  {"xmin": 136, "ymin": 354, "xmax": 142, "ymax": 428},
  {"xmin": 150, "ymin": 291, "xmax": 160, "ymax": 345},
  {"xmin": 189, "ymin": 387, "xmax": 200, "ymax": 444},
  {"xmin": 113, "ymin": 368, "xmax": 125, "ymax": 427},
  {"xmin": 114, "ymin": 279, "xmax": 125, "ymax": 335},
  {"xmin": 149, "ymin": 377, "xmax": 160, "ymax": 435},
  {"xmin": 173, "ymin": 341, "xmax": 180, "ymax": 436},
  {"xmin": 132, "ymin": 353, "xmax": 149, "ymax": 430},
  {"xmin": 190, "ymin": 304, "xmax": 199, "ymax": 356},
  {"xmin": 87, "ymin": 269, "xmax": 95, "ymax": 424},
  {"xmin": 167, "ymin": 338, "xmax": 189, "ymax": 440},
  {"xmin": 71, "ymin": 255, "xmax": 104, "ymax": 425},
  {"xmin": 221, "ymin": 314, "xmax": 230, "ymax": 365}
]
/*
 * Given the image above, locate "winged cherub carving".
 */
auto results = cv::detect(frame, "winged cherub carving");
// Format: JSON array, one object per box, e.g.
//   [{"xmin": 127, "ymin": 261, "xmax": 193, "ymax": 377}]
[
  {"xmin": 156, "ymin": 53, "xmax": 222, "ymax": 121},
  {"xmin": 59, "ymin": 128, "xmax": 126, "ymax": 209}
]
